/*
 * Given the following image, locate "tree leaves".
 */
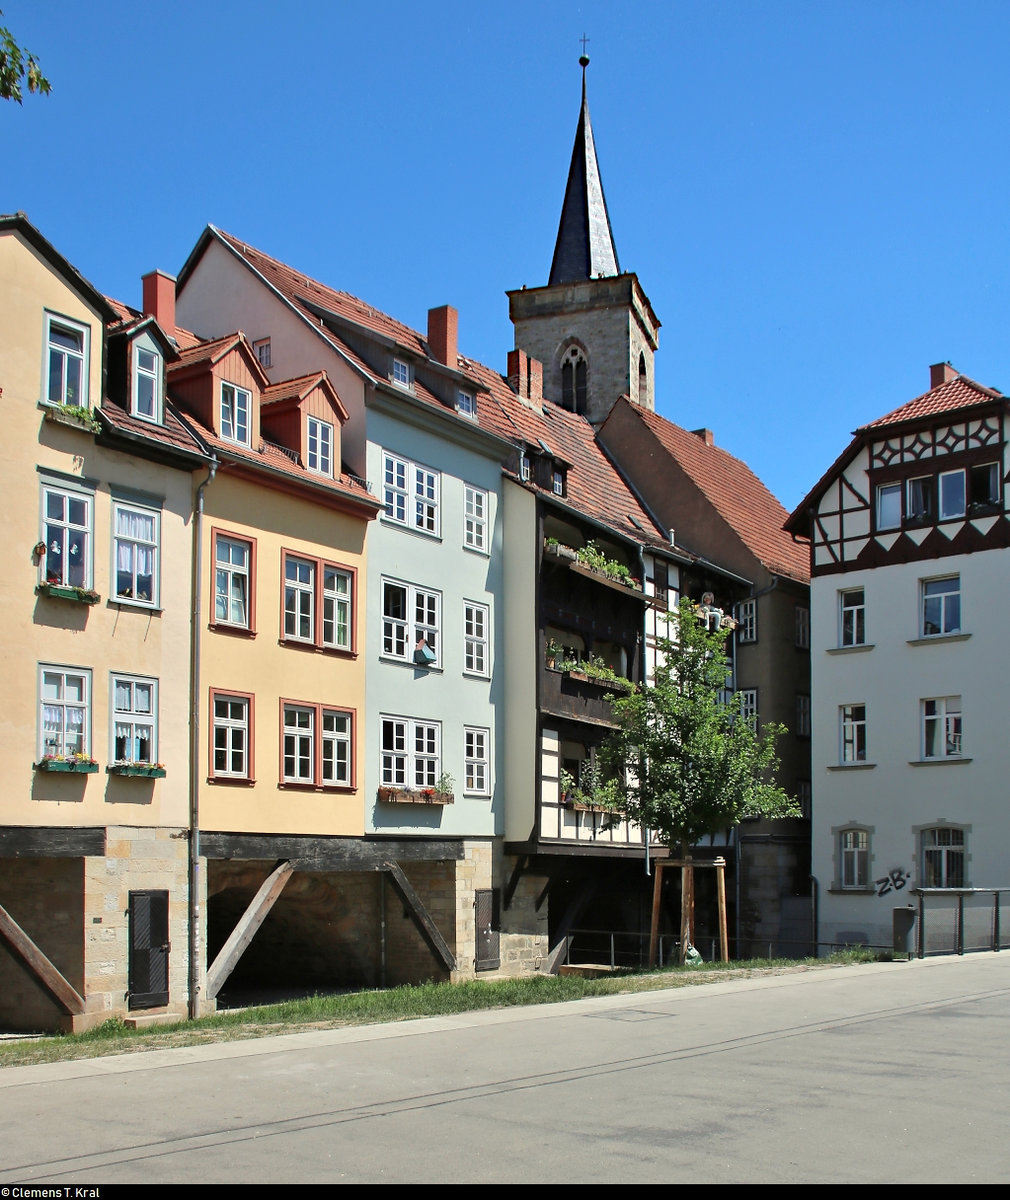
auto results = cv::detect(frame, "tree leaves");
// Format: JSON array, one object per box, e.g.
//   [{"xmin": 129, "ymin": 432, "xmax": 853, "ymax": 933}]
[{"xmin": 1, "ymin": 12, "xmax": 51, "ymax": 103}]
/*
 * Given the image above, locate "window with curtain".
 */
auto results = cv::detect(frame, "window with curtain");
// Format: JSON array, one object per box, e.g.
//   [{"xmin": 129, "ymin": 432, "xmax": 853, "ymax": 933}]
[{"xmin": 114, "ymin": 503, "xmax": 159, "ymax": 605}]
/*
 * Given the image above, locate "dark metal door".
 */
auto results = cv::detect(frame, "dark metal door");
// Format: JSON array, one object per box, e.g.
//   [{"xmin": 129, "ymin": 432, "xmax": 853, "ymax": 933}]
[
  {"xmin": 128, "ymin": 890, "xmax": 169, "ymax": 1009},
  {"xmin": 475, "ymin": 888, "xmax": 500, "ymax": 971}
]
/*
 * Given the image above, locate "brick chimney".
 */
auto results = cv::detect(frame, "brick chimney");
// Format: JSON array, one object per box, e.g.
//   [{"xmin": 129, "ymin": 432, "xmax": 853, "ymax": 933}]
[
  {"xmin": 142, "ymin": 270, "xmax": 177, "ymax": 342},
  {"xmin": 427, "ymin": 305, "xmax": 458, "ymax": 367},
  {"xmin": 691, "ymin": 428, "xmax": 715, "ymax": 446},
  {"xmin": 930, "ymin": 362, "xmax": 957, "ymax": 390},
  {"xmin": 507, "ymin": 349, "xmax": 544, "ymax": 404}
]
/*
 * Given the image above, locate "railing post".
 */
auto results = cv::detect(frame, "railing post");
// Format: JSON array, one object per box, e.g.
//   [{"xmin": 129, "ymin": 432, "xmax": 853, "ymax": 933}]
[
  {"xmin": 917, "ymin": 892, "xmax": 925, "ymax": 958},
  {"xmin": 957, "ymin": 893, "xmax": 964, "ymax": 956},
  {"xmin": 994, "ymin": 892, "xmax": 1001, "ymax": 953},
  {"xmin": 610, "ymin": 932, "xmax": 615, "ymax": 969}
]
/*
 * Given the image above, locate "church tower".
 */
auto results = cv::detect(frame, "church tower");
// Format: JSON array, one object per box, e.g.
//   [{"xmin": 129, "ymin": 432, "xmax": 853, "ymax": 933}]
[{"xmin": 508, "ymin": 54, "xmax": 660, "ymax": 426}]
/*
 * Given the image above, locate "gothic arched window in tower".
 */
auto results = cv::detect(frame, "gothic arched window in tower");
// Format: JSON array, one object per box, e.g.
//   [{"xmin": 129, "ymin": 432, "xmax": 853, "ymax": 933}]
[
  {"xmin": 638, "ymin": 353, "xmax": 648, "ymax": 408},
  {"xmin": 561, "ymin": 345, "xmax": 588, "ymax": 415}
]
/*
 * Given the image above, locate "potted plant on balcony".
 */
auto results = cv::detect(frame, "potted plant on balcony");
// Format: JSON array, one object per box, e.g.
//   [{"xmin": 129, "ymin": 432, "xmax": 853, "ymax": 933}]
[
  {"xmin": 35, "ymin": 751, "xmax": 99, "ymax": 773},
  {"xmin": 108, "ymin": 760, "xmax": 166, "ymax": 778}
]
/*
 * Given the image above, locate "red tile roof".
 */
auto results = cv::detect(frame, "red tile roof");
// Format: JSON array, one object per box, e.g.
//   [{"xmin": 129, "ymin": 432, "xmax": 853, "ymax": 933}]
[
  {"xmin": 98, "ymin": 398, "xmax": 209, "ymax": 460},
  {"xmin": 616, "ymin": 403, "xmax": 809, "ymax": 582},
  {"xmin": 105, "ymin": 295, "xmax": 202, "ymax": 350},
  {"xmin": 860, "ymin": 373, "xmax": 1003, "ymax": 430}
]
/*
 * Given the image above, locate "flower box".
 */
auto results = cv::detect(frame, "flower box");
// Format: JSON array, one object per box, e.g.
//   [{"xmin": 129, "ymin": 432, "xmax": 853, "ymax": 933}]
[
  {"xmin": 36, "ymin": 582, "xmax": 101, "ymax": 605},
  {"xmin": 41, "ymin": 403, "xmax": 101, "ymax": 433},
  {"xmin": 35, "ymin": 757, "xmax": 99, "ymax": 773},
  {"xmin": 108, "ymin": 764, "xmax": 166, "ymax": 778},
  {"xmin": 377, "ymin": 786, "xmax": 454, "ymax": 805}
]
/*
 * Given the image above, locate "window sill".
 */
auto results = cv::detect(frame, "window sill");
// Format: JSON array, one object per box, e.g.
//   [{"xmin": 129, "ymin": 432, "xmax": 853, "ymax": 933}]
[
  {"xmin": 279, "ymin": 638, "xmax": 356, "ymax": 658},
  {"xmin": 207, "ymin": 776, "xmax": 256, "ymax": 786},
  {"xmin": 112, "ymin": 598, "xmax": 161, "ymax": 613},
  {"xmin": 379, "ymin": 518, "xmax": 443, "ymax": 543},
  {"xmin": 279, "ymin": 781, "xmax": 353, "ymax": 792},
  {"xmin": 827, "ymin": 886, "xmax": 875, "ymax": 895},
  {"xmin": 827, "ymin": 762, "xmax": 877, "ymax": 771},
  {"xmin": 827, "ymin": 643, "xmax": 875, "ymax": 655},
  {"xmin": 35, "ymin": 759, "xmax": 99, "ymax": 773},
  {"xmin": 209, "ymin": 623, "xmax": 257, "ymax": 638},
  {"xmin": 463, "ymin": 544, "xmax": 491, "ymax": 557},
  {"xmin": 36, "ymin": 583, "xmax": 101, "ymax": 605},
  {"xmin": 108, "ymin": 764, "xmax": 166, "ymax": 778},
  {"xmin": 908, "ymin": 757, "xmax": 973, "ymax": 767},
  {"xmin": 907, "ymin": 633, "xmax": 971, "ymax": 646},
  {"xmin": 379, "ymin": 655, "xmax": 442, "ymax": 673},
  {"xmin": 39, "ymin": 402, "xmax": 100, "ymax": 433}
]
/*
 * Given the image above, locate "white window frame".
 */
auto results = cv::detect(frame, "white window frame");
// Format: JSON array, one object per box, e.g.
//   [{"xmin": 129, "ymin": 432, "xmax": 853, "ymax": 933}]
[
  {"xmin": 921, "ymin": 575, "xmax": 961, "ymax": 637},
  {"xmin": 839, "ymin": 828, "xmax": 870, "ymax": 889},
  {"xmin": 939, "ymin": 468, "xmax": 966, "ymax": 520},
  {"xmin": 795, "ymin": 605, "xmax": 809, "ymax": 649},
  {"xmin": 283, "ymin": 556, "xmax": 315, "ymax": 643},
  {"xmin": 306, "ymin": 416, "xmax": 333, "ymax": 476},
  {"xmin": 456, "ymin": 390, "xmax": 476, "ymax": 419},
  {"xmin": 253, "ymin": 338, "xmax": 272, "ymax": 369},
  {"xmin": 380, "ymin": 715, "xmax": 440, "ymax": 788},
  {"xmin": 922, "ymin": 696, "xmax": 962, "ymax": 760},
  {"xmin": 552, "ymin": 469, "xmax": 564, "ymax": 496},
  {"xmin": 463, "ymin": 484, "xmax": 487, "ymax": 552},
  {"xmin": 220, "ymin": 381, "xmax": 251, "ymax": 446},
  {"xmin": 112, "ymin": 500, "xmax": 160, "ymax": 608},
  {"xmin": 382, "ymin": 579, "xmax": 441, "ymax": 666},
  {"xmin": 737, "ymin": 599, "xmax": 757, "ymax": 643},
  {"xmin": 392, "ymin": 357, "xmax": 411, "ymax": 388},
  {"xmin": 464, "ymin": 726, "xmax": 491, "ymax": 796},
  {"xmin": 132, "ymin": 343, "xmax": 162, "ymax": 422},
  {"xmin": 464, "ymin": 601, "xmax": 490, "ymax": 677},
  {"xmin": 40, "ymin": 482, "xmax": 93, "ymax": 589},
  {"xmin": 839, "ymin": 588, "xmax": 865, "ymax": 646},
  {"xmin": 38, "ymin": 665, "xmax": 91, "ymax": 762},
  {"xmin": 214, "ymin": 535, "xmax": 252, "ymax": 629},
  {"xmin": 322, "ymin": 566, "xmax": 352, "ymax": 651},
  {"xmin": 282, "ymin": 704, "xmax": 314, "ymax": 783},
  {"xmin": 382, "ymin": 452, "xmax": 440, "ymax": 536},
  {"xmin": 212, "ymin": 693, "xmax": 250, "ymax": 779},
  {"xmin": 876, "ymin": 482, "xmax": 902, "ymax": 530},
  {"xmin": 519, "ymin": 453, "xmax": 531, "ymax": 482},
  {"xmin": 111, "ymin": 674, "xmax": 158, "ymax": 765},
  {"xmin": 921, "ymin": 826, "xmax": 966, "ymax": 888},
  {"xmin": 44, "ymin": 312, "xmax": 90, "ymax": 409},
  {"xmin": 840, "ymin": 704, "xmax": 867, "ymax": 763},
  {"xmin": 738, "ymin": 688, "xmax": 758, "ymax": 725}
]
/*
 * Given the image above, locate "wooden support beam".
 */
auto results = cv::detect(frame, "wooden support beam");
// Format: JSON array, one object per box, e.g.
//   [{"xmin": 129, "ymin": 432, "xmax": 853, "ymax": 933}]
[
  {"xmin": 544, "ymin": 880, "xmax": 596, "ymax": 974},
  {"xmin": 201, "ymin": 833, "xmax": 464, "ymax": 867},
  {"xmin": 503, "ymin": 854, "xmax": 529, "ymax": 911},
  {"xmin": 206, "ymin": 860, "xmax": 294, "ymax": 998},
  {"xmin": 0, "ymin": 901, "xmax": 85, "ymax": 1015},
  {"xmin": 383, "ymin": 861, "xmax": 456, "ymax": 972}
]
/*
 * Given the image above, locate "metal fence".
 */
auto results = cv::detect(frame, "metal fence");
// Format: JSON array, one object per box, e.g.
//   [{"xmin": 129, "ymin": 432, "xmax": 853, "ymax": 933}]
[
  {"xmin": 913, "ymin": 888, "xmax": 1010, "ymax": 957},
  {"xmin": 561, "ymin": 927, "xmax": 816, "ymax": 968}
]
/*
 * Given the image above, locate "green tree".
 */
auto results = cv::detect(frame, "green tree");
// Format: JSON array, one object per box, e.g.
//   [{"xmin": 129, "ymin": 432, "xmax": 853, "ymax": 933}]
[
  {"xmin": 600, "ymin": 597, "xmax": 797, "ymax": 855},
  {"xmin": 1, "ymin": 11, "xmax": 50, "ymax": 103}
]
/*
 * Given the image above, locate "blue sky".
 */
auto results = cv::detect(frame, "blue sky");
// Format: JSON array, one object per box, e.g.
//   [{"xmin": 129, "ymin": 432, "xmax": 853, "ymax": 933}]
[{"xmin": 5, "ymin": 1, "xmax": 1010, "ymax": 510}]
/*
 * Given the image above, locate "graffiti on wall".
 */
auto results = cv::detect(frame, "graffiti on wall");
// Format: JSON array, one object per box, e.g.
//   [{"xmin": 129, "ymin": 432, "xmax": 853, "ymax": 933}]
[{"xmin": 874, "ymin": 868, "xmax": 912, "ymax": 898}]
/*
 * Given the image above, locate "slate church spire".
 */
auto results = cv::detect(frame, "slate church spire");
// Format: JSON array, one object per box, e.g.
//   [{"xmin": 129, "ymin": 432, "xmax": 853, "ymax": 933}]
[{"xmin": 548, "ymin": 53, "xmax": 621, "ymax": 286}]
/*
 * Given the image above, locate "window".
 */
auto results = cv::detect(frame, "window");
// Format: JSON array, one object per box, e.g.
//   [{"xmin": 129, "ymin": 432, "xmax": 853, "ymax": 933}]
[
  {"xmin": 211, "ymin": 692, "xmax": 252, "ymax": 780},
  {"xmin": 795, "ymin": 694, "xmax": 811, "ymax": 738},
  {"xmin": 213, "ymin": 532, "xmax": 254, "ymax": 630},
  {"xmin": 392, "ymin": 358, "xmax": 410, "ymax": 387},
  {"xmin": 306, "ymin": 417, "xmax": 333, "ymax": 476},
  {"xmin": 45, "ymin": 313, "xmax": 89, "ymax": 408},
  {"xmin": 552, "ymin": 469, "xmax": 565, "ymax": 497},
  {"xmin": 282, "ymin": 704, "xmax": 350, "ymax": 786},
  {"xmin": 132, "ymin": 345, "xmax": 162, "ymax": 422},
  {"xmin": 907, "ymin": 475, "xmax": 934, "ymax": 523},
  {"xmin": 939, "ymin": 469, "xmax": 966, "ymax": 520},
  {"xmin": 796, "ymin": 780, "xmax": 811, "ymax": 819},
  {"xmin": 840, "ymin": 704, "xmax": 866, "ymax": 762},
  {"xmin": 922, "ymin": 696, "xmax": 962, "ymax": 759},
  {"xmin": 921, "ymin": 575, "xmax": 960, "ymax": 637},
  {"xmin": 464, "ymin": 726, "xmax": 490, "ymax": 795},
  {"xmin": 457, "ymin": 390, "xmax": 476, "ymax": 419},
  {"xmin": 39, "ymin": 666, "xmax": 91, "ymax": 760},
  {"xmin": 561, "ymin": 346, "xmax": 587, "ymax": 415},
  {"xmin": 463, "ymin": 484, "xmax": 487, "ymax": 552},
  {"xmin": 840, "ymin": 829, "xmax": 869, "ymax": 889},
  {"xmin": 795, "ymin": 605, "xmax": 809, "ymax": 649},
  {"xmin": 381, "ymin": 716, "xmax": 440, "ymax": 787},
  {"xmin": 921, "ymin": 827, "xmax": 965, "ymax": 888},
  {"xmin": 382, "ymin": 579, "xmax": 440, "ymax": 665},
  {"xmin": 113, "ymin": 502, "xmax": 159, "ymax": 606},
  {"xmin": 322, "ymin": 566, "xmax": 352, "ymax": 650},
  {"xmin": 969, "ymin": 462, "xmax": 999, "ymax": 510},
  {"xmin": 738, "ymin": 689, "xmax": 758, "ymax": 724},
  {"xmin": 253, "ymin": 338, "xmax": 272, "ymax": 369},
  {"xmin": 464, "ymin": 602, "xmax": 489, "ymax": 676},
  {"xmin": 840, "ymin": 588, "xmax": 865, "ymax": 646},
  {"xmin": 876, "ymin": 482, "xmax": 901, "ymax": 531},
  {"xmin": 519, "ymin": 452, "xmax": 531, "ymax": 482},
  {"xmin": 220, "ymin": 382, "xmax": 250, "ymax": 446},
  {"xmin": 41, "ymin": 484, "xmax": 92, "ymax": 588},
  {"xmin": 382, "ymin": 452, "xmax": 440, "ymax": 536},
  {"xmin": 737, "ymin": 599, "xmax": 757, "ymax": 643},
  {"xmin": 284, "ymin": 556, "xmax": 314, "ymax": 642},
  {"xmin": 111, "ymin": 675, "xmax": 157, "ymax": 764}
]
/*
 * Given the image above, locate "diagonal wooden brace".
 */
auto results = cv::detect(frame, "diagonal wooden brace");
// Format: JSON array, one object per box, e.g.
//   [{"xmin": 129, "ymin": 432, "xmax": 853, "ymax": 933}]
[
  {"xmin": 0, "ymin": 901, "xmax": 85, "ymax": 1015},
  {"xmin": 206, "ymin": 859, "xmax": 295, "ymax": 998},
  {"xmin": 384, "ymin": 861, "xmax": 456, "ymax": 972}
]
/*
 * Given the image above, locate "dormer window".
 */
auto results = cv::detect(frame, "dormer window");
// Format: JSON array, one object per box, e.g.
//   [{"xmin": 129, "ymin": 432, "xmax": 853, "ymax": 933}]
[
  {"xmin": 519, "ymin": 453, "xmax": 531, "ymax": 482},
  {"xmin": 552, "ymin": 468, "xmax": 565, "ymax": 496},
  {"xmin": 253, "ymin": 338, "xmax": 272, "ymax": 369},
  {"xmin": 221, "ymin": 382, "xmax": 251, "ymax": 446},
  {"xmin": 132, "ymin": 346, "xmax": 162, "ymax": 422},
  {"xmin": 456, "ymin": 390, "xmax": 476, "ymax": 419},
  {"xmin": 307, "ymin": 417, "xmax": 333, "ymax": 476},
  {"xmin": 45, "ymin": 313, "xmax": 90, "ymax": 408},
  {"xmin": 392, "ymin": 358, "xmax": 410, "ymax": 388}
]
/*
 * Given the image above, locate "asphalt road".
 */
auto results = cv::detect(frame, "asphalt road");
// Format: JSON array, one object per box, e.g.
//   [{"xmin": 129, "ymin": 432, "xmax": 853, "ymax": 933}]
[{"xmin": 2, "ymin": 955, "xmax": 1008, "ymax": 1184}]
